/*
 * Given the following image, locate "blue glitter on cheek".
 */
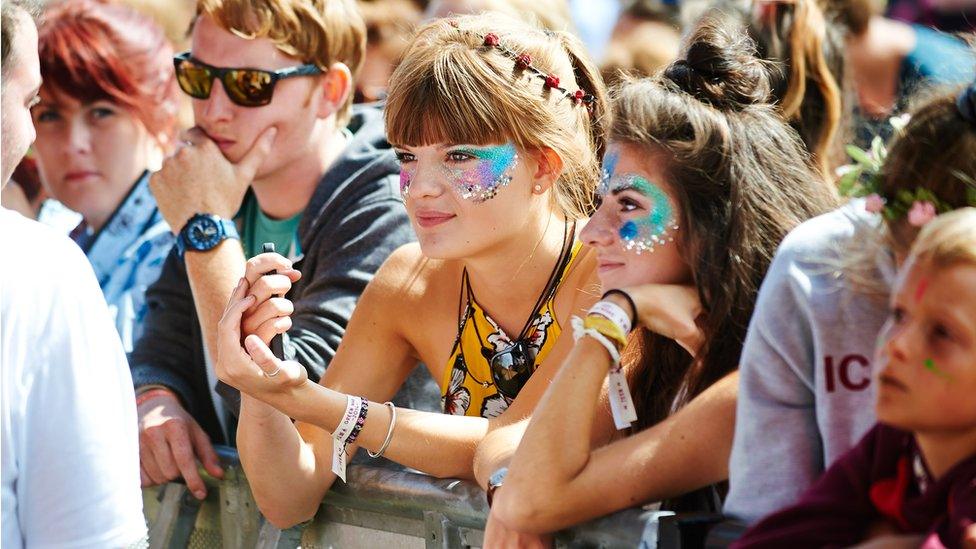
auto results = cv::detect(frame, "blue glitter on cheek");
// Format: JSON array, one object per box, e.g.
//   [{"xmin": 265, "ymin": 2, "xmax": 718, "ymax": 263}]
[
  {"xmin": 606, "ymin": 173, "xmax": 679, "ymax": 254},
  {"xmin": 619, "ymin": 220, "xmax": 638, "ymax": 240},
  {"xmin": 445, "ymin": 142, "xmax": 519, "ymax": 203},
  {"xmin": 599, "ymin": 149, "xmax": 621, "ymax": 197}
]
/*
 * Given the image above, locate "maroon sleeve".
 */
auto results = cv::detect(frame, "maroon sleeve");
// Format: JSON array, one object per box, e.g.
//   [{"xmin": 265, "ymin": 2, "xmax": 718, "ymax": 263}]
[
  {"xmin": 732, "ymin": 424, "xmax": 889, "ymax": 548},
  {"xmin": 942, "ymin": 462, "xmax": 976, "ymax": 547}
]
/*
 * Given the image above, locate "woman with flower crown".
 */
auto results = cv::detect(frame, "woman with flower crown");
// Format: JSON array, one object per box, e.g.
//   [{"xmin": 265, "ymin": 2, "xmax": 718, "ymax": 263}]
[{"xmin": 726, "ymin": 79, "xmax": 976, "ymax": 525}]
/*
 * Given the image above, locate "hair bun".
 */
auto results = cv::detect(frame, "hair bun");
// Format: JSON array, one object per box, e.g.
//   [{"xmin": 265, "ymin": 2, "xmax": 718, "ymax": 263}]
[{"xmin": 663, "ymin": 16, "xmax": 773, "ymax": 111}]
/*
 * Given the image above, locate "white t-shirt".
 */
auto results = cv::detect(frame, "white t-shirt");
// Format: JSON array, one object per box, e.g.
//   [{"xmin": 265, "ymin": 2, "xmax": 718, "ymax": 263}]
[{"xmin": 1, "ymin": 208, "xmax": 147, "ymax": 548}]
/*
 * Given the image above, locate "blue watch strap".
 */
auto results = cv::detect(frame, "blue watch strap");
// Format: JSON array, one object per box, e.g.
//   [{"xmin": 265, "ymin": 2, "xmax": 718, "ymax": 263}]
[
  {"xmin": 219, "ymin": 218, "xmax": 240, "ymax": 241},
  {"xmin": 176, "ymin": 214, "xmax": 240, "ymax": 256}
]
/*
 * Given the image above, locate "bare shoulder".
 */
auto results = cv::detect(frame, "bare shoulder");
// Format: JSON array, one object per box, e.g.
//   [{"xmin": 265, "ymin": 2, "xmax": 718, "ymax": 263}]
[
  {"xmin": 366, "ymin": 243, "xmax": 463, "ymax": 308},
  {"xmin": 556, "ymin": 244, "xmax": 601, "ymax": 317}
]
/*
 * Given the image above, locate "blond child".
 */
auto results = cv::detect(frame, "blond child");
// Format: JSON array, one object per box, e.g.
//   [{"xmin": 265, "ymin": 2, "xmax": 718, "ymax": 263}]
[{"xmin": 736, "ymin": 208, "xmax": 976, "ymax": 547}]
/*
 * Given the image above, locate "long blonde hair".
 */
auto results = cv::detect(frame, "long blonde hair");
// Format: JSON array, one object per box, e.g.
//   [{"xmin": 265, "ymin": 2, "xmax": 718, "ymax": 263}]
[{"xmin": 384, "ymin": 13, "xmax": 610, "ymax": 220}]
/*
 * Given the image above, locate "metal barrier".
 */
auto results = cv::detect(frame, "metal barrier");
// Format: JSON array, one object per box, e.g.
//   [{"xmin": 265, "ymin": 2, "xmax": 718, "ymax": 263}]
[{"xmin": 143, "ymin": 446, "xmax": 679, "ymax": 548}]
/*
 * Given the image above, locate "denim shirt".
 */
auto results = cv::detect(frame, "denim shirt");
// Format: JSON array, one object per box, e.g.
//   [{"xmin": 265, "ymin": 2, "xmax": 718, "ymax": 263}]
[{"xmin": 72, "ymin": 172, "xmax": 174, "ymax": 351}]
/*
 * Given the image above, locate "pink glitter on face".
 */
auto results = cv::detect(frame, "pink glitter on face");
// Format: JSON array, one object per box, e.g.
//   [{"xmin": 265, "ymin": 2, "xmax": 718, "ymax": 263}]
[
  {"xmin": 441, "ymin": 143, "xmax": 519, "ymax": 203},
  {"xmin": 399, "ymin": 164, "xmax": 415, "ymax": 197},
  {"xmin": 395, "ymin": 143, "xmax": 519, "ymax": 203}
]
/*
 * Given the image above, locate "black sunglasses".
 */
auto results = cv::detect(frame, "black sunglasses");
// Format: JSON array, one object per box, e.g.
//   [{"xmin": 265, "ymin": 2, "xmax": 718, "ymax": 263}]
[
  {"xmin": 485, "ymin": 341, "xmax": 539, "ymax": 400},
  {"xmin": 173, "ymin": 52, "xmax": 322, "ymax": 107}
]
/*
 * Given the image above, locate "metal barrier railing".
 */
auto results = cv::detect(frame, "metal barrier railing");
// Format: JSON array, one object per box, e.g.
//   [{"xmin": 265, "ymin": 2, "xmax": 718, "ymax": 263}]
[{"xmin": 143, "ymin": 446, "xmax": 679, "ymax": 548}]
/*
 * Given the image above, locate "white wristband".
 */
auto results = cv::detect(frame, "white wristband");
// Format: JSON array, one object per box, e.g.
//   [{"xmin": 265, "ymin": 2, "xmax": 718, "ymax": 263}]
[
  {"xmin": 571, "ymin": 316, "xmax": 621, "ymax": 365},
  {"xmin": 571, "ymin": 316, "xmax": 636, "ymax": 430},
  {"xmin": 331, "ymin": 395, "xmax": 362, "ymax": 483},
  {"xmin": 588, "ymin": 300, "xmax": 633, "ymax": 335},
  {"xmin": 332, "ymin": 395, "xmax": 362, "ymax": 444}
]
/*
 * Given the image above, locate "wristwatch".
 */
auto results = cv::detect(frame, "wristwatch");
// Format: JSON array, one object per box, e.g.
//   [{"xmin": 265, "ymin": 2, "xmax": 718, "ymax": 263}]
[
  {"xmin": 176, "ymin": 213, "xmax": 239, "ymax": 255},
  {"xmin": 486, "ymin": 466, "xmax": 509, "ymax": 507}
]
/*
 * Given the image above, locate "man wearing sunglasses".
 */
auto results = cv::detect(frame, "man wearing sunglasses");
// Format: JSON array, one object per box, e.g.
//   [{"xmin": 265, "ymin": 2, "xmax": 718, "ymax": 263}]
[{"xmin": 128, "ymin": 0, "xmax": 424, "ymax": 500}]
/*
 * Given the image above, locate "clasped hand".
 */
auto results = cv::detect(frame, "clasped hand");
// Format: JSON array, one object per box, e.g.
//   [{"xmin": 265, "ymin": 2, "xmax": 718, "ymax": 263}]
[{"xmin": 215, "ymin": 252, "xmax": 306, "ymax": 401}]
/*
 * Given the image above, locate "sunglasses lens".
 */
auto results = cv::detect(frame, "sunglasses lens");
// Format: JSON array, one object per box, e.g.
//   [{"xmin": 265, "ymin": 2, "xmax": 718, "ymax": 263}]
[
  {"xmin": 490, "ymin": 342, "xmax": 536, "ymax": 399},
  {"xmin": 224, "ymin": 69, "xmax": 275, "ymax": 107},
  {"xmin": 175, "ymin": 60, "xmax": 213, "ymax": 99}
]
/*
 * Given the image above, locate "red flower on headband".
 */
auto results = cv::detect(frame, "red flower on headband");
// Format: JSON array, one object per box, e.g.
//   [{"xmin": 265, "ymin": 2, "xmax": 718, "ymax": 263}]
[
  {"xmin": 544, "ymin": 74, "xmax": 560, "ymax": 89},
  {"xmin": 484, "ymin": 33, "xmax": 500, "ymax": 47},
  {"xmin": 573, "ymin": 90, "xmax": 585, "ymax": 104},
  {"xmin": 515, "ymin": 54, "xmax": 532, "ymax": 70}
]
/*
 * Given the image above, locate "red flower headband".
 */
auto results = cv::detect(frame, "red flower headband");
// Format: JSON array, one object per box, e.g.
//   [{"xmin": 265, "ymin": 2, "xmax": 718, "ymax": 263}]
[{"xmin": 450, "ymin": 21, "xmax": 597, "ymax": 115}]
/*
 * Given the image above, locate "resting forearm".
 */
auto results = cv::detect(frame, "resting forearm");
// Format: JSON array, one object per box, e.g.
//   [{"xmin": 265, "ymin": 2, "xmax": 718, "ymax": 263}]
[
  {"xmin": 497, "ymin": 372, "xmax": 738, "ymax": 534},
  {"xmin": 504, "ymin": 339, "xmax": 612, "ymax": 496},
  {"xmin": 258, "ymin": 380, "xmax": 490, "ymax": 481},
  {"xmin": 185, "ymin": 240, "xmax": 247, "ymax": 364},
  {"xmin": 473, "ymin": 421, "xmax": 529, "ymax": 488},
  {"xmin": 236, "ymin": 396, "xmax": 327, "ymax": 527}
]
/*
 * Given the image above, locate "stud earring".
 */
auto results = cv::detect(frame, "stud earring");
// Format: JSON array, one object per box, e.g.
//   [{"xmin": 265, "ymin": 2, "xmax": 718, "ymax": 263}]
[{"xmin": 533, "ymin": 184, "xmax": 542, "ymax": 193}]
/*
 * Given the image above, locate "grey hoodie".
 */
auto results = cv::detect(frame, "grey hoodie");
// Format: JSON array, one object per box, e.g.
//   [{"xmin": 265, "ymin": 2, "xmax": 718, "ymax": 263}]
[{"xmin": 724, "ymin": 202, "xmax": 897, "ymax": 524}]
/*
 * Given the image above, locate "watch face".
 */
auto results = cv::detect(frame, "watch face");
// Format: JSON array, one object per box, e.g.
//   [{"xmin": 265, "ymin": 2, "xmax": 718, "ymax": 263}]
[{"xmin": 186, "ymin": 216, "xmax": 222, "ymax": 250}]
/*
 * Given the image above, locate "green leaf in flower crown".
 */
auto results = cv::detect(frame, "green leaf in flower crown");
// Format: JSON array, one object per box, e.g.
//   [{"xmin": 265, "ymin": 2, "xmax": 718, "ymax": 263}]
[
  {"xmin": 837, "ymin": 166, "xmax": 864, "ymax": 196},
  {"xmin": 845, "ymin": 145, "xmax": 877, "ymax": 169},
  {"xmin": 870, "ymin": 136, "xmax": 886, "ymax": 164}
]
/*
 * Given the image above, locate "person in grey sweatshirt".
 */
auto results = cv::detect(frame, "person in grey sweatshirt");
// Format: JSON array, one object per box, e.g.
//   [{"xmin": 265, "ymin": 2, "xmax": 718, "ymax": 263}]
[
  {"xmin": 725, "ymin": 81, "xmax": 976, "ymax": 525},
  {"xmin": 127, "ymin": 0, "xmax": 435, "ymax": 502}
]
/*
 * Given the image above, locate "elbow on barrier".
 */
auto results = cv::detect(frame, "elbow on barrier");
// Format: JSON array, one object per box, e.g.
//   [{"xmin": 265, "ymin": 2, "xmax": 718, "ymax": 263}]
[{"xmin": 143, "ymin": 446, "xmax": 730, "ymax": 548}]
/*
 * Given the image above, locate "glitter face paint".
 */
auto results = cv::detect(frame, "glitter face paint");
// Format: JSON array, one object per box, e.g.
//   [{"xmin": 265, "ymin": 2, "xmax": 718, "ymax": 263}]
[
  {"xmin": 914, "ymin": 278, "xmax": 929, "ymax": 303},
  {"xmin": 397, "ymin": 143, "xmax": 519, "ymax": 203},
  {"xmin": 399, "ymin": 164, "xmax": 415, "ymax": 197},
  {"xmin": 923, "ymin": 358, "xmax": 952, "ymax": 380},
  {"xmin": 442, "ymin": 143, "xmax": 519, "ymax": 203},
  {"xmin": 598, "ymin": 171, "xmax": 679, "ymax": 254}
]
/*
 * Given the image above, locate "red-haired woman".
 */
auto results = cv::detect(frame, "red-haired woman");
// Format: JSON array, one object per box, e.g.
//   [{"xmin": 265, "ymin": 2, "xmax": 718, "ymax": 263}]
[{"xmin": 32, "ymin": 0, "xmax": 180, "ymax": 350}]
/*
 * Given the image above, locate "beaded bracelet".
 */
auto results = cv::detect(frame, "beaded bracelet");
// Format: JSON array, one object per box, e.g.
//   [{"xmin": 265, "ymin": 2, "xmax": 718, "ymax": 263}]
[{"xmin": 345, "ymin": 397, "xmax": 370, "ymax": 446}]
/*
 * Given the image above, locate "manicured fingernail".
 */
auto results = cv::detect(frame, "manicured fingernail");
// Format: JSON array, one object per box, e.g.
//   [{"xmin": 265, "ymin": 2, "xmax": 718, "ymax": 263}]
[{"xmin": 194, "ymin": 490, "xmax": 206, "ymax": 499}]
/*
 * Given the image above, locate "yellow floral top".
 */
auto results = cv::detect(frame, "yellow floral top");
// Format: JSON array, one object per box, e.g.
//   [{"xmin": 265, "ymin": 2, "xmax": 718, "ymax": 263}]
[{"xmin": 442, "ymin": 242, "xmax": 583, "ymax": 418}]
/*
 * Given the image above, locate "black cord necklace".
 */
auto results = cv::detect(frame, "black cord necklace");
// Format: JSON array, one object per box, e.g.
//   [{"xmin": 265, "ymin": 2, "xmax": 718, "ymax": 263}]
[{"xmin": 454, "ymin": 220, "xmax": 576, "ymax": 394}]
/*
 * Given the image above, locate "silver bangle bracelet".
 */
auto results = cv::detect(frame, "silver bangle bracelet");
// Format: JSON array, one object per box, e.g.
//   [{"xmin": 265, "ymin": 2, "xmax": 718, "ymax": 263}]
[{"xmin": 367, "ymin": 401, "xmax": 397, "ymax": 458}]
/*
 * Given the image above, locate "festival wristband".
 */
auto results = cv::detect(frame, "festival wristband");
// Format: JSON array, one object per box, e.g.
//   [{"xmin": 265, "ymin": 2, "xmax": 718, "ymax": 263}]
[
  {"xmin": 345, "ymin": 398, "xmax": 370, "ymax": 446},
  {"xmin": 607, "ymin": 369, "xmax": 638, "ymax": 430},
  {"xmin": 571, "ymin": 316, "xmax": 637, "ymax": 430},
  {"xmin": 583, "ymin": 314, "xmax": 628, "ymax": 350},
  {"xmin": 601, "ymin": 289, "xmax": 637, "ymax": 326},
  {"xmin": 588, "ymin": 300, "xmax": 633, "ymax": 335},
  {"xmin": 331, "ymin": 395, "xmax": 364, "ymax": 483}
]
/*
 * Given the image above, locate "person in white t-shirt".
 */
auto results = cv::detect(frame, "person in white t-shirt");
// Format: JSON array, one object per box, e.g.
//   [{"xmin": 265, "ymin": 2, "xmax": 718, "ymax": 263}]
[{"xmin": 1, "ymin": 1, "xmax": 147, "ymax": 546}]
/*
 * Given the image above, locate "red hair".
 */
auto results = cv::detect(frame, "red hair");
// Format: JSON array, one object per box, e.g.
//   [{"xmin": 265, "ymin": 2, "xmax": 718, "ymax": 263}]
[{"xmin": 38, "ymin": 0, "xmax": 178, "ymax": 148}]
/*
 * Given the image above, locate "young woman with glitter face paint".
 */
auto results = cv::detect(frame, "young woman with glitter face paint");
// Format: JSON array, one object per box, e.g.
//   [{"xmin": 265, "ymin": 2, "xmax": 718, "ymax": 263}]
[
  {"xmin": 488, "ymin": 16, "xmax": 840, "ymax": 537},
  {"xmin": 211, "ymin": 13, "xmax": 612, "ymax": 531}
]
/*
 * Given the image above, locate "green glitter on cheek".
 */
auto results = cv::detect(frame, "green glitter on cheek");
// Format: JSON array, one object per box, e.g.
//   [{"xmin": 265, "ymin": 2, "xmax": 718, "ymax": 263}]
[
  {"xmin": 923, "ymin": 358, "xmax": 952, "ymax": 380},
  {"xmin": 607, "ymin": 174, "xmax": 678, "ymax": 254}
]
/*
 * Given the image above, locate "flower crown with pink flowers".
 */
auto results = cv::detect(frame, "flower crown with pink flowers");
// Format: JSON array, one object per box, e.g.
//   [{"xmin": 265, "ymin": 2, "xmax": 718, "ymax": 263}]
[{"xmin": 837, "ymin": 115, "xmax": 976, "ymax": 227}]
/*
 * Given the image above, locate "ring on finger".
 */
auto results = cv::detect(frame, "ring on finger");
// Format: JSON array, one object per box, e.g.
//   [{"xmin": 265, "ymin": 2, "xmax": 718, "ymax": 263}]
[{"xmin": 265, "ymin": 367, "xmax": 281, "ymax": 378}]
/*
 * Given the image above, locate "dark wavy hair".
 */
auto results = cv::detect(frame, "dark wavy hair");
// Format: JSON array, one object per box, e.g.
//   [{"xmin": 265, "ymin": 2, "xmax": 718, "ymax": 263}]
[{"xmin": 613, "ymin": 14, "xmax": 839, "ymax": 430}]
